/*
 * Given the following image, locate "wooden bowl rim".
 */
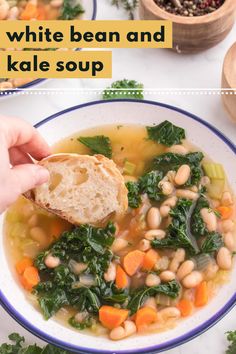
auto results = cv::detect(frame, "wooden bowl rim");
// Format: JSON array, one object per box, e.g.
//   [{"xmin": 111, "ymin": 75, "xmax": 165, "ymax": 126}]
[
  {"xmin": 223, "ymin": 42, "xmax": 236, "ymax": 88},
  {"xmin": 140, "ymin": 0, "xmax": 236, "ymax": 24}
]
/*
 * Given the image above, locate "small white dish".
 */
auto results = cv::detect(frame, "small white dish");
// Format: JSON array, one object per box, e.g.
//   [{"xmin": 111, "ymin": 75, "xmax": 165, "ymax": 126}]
[{"xmin": 0, "ymin": 99, "xmax": 236, "ymax": 353}]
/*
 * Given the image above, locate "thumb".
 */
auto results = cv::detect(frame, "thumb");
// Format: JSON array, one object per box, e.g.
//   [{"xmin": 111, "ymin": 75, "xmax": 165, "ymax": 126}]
[{"xmin": 10, "ymin": 164, "xmax": 50, "ymax": 194}]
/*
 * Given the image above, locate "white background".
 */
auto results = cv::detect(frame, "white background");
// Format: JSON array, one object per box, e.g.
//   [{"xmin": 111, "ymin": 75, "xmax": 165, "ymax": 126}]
[{"xmin": 0, "ymin": 1, "xmax": 236, "ymax": 353}]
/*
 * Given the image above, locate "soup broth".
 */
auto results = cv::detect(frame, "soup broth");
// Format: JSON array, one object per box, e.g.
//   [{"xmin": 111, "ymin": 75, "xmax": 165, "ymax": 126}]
[{"xmin": 5, "ymin": 124, "xmax": 236, "ymax": 340}]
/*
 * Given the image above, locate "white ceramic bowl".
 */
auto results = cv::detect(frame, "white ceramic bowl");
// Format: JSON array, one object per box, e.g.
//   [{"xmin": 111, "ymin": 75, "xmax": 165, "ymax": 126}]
[
  {"xmin": 1, "ymin": 99, "xmax": 236, "ymax": 353},
  {"xmin": 0, "ymin": 0, "xmax": 97, "ymax": 98}
]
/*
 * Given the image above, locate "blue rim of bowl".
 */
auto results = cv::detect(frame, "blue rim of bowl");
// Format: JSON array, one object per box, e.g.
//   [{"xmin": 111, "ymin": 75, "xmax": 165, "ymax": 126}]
[
  {"xmin": 1, "ymin": 98, "xmax": 236, "ymax": 354},
  {"xmin": 0, "ymin": 0, "xmax": 97, "ymax": 98}
]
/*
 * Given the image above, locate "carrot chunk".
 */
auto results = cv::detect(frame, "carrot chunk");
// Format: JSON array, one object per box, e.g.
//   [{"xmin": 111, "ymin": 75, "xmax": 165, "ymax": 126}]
[
  {"xmin": 177, "ymin": 299, "xmax": 194, "ymax": 317},
  {"xmin": 51, "ymin": 219, "xmax": 69, "ymax": 239},
  {"xmin": 216, "ymin": 206, "xmax": 233, "ymax": 220},
  {"xmin": 20, "ymin": 266, "xmax": 40, "ymax": 291},
  {"xmin": 16, "ymin": 257, "xmax": 33, "ymax": 275},
  {"xmin": 115, "ymin": 265, "xmax": 129, "ymax": 289},
  {"xmin": 123, "ymin": 250, "xmax": 145, "ymax": 276},
  {"xmin": 195, "ymin": 281, "xmax": 208, "ymax": 307},
  {"xmin": 99, "ymin": 306, "xmax": 129, "ymax": 329},
  {"xmin": 20, "ymin": 3, "xmax": 38, "ymax": 20},
  {"xmin": 142, "ymin": 249, "xmax": 159, "ymax": 271},
  {"xmin": 135, "ymin": 307, "xmax": 158, "ymax": 331}
]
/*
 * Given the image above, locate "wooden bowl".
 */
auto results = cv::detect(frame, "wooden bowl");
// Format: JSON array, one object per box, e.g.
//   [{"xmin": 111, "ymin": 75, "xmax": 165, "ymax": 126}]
[
  {"xmin": 139, "ymin": 0, "xmax": 236, "ymax": 53},
  {"xmin": 222, "ymin": 42, "xmax": 236, "ymax": 122}
]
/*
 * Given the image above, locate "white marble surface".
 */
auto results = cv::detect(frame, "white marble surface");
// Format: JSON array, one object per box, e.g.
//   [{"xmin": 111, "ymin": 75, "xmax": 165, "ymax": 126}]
[{"xmin": 0, "ymin": 1, "xmax": 236, "ymax": 353}]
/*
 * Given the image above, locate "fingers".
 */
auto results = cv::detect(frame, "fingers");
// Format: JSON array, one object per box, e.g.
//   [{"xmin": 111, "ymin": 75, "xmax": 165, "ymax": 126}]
[
  {"xmin": 9, "ymin": 147, "xmax": 33, "ymax": 166},
  {"xmin": 10, "ymin": 164, "xmax": 50, "ymax": 195},
  {"xmin": 0, "ymin": 116, "xmax": 51, "ymax": 160}
]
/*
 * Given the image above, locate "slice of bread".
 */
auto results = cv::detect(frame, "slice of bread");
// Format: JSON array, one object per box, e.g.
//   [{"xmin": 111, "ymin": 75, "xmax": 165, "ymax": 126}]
[{"xmin": 25, "ymin": 153, "xmax": 128, "ymax": 226}]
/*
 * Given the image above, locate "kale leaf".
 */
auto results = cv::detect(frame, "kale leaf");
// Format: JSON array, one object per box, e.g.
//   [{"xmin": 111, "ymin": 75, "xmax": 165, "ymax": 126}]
[
  {"xmin": 201, "ymin": 232, "xmax": 224, "ymax": 254},
  {"xmin": 191, "ymin": 196, "xmax": 210, "ymax": 238},
  {"xmin": 34, "ymin": 223, "xmax": 116, "ymax": 320},
  {"xmin": 128, "ymin": 280, "xmax": 180, "ymax": 315},
  {"xmin": 78, "ymin": 135, "xmax": 112, "ymax": 158},
  {"xmin": 152, "ymin": 152, "xmax": 204, "ymax": 187},
  {"xmin": 146, "ymin": 120, "xmax": 186, "ymax": 147},
  {"xmin": 152, "ymin": 199, "xmax": 200, "ymax": 255},
  {"xmin": 103, "ymin": 79, "xmax": 144, "ymax": 100},
  {"xmin": 126, "ymin": 181, "xmax": 141, "ymax": 208},
  {"xmin": 226, "ymin": 331, "xmax": 236, "ymax": 354},
  {"xmin": 59, "ymin": 0, "xmax": 84, "ymax": 20},
  {"xmin": 126, "ymin": 171, "xmax": 163, "ymax": 208},
  {"xmin": 0, "ymin": 333, "xmax": 70, "ymax": 354},
  {"xmin": 138, "ymin": 170, "xmax": 164, "ymax": 202},
  {"xmin": 68, "ymin": 316, "xmax": 92, "ymax": 330}
]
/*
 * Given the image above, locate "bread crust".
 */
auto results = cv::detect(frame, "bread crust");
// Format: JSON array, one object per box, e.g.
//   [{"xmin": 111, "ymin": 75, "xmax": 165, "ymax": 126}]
[{"xmin": 24, "ymin": 153, "xmax": 128, "ymax": 226}]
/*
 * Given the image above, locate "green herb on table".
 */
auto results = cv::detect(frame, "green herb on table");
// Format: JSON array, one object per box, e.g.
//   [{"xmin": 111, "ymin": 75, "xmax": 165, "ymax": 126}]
[
  {"xmin": 60, "ymin": 0, "xmax": 84, "ymax": 20},
  {"xmin": 110, "ymin": 0, "xmax": 139, "ymax": 20},
  {"xmin": 78, "ymin": 135, "xmax": 112, "ymax": 158},
  {"xmin": 226, "ymin": 330, "xmax": 236, "ymax": 354},
  {"xmin": 103, "ymin": 79, "xmax": 144, "ymax": 100},
  {"xmin": 0, "ymin": 333, "xmax": 70, "ymax": 354},
  {"xmin": 146, "ymin": 120, "xmax": 186, "ymax": 147}
]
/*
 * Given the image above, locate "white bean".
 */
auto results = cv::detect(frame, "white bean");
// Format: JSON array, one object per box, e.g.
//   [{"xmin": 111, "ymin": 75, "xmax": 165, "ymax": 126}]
[
  {"xmin": 182, "ymin": 271, "xmax": 203, "ymax": 288},
  {"xmin": 159, "ymin": 270, "xmax": 175, "ymax": 282},
  {"xmin": 158, "ymin": 307, "xmax": 181, "ymax": 320},
  {"xmin": 160, "ymin": 205, "xmax": 171, "ymax": 218},
  {"xmin": 217, "ymin": 247, "xmax": 232, "ymax": 270},
  {"xmin": 0, "ymin": 0, "xmax": 9, "ymax": 19},
  {"xmin": 104, "ymin": 262, "xmax": 116, "ymax": 282},
  {"xmin": 169, "ymin": 248, "xmax": 186, "ymax": 273},
  {"xmin": 200, "ymin": 208, "xmax": 217, "ymax": 232},
  {"xmin": 0, "ymin": 81, "xmax": 13, "ymax": 89},
  {"xmin": 139, "ymin": 239, "xmax": 151, "ymax": 251},
  {"xmin": 144, "ymin": 229, "xmax": 166, "ymax": 240},
  {"xmin": 160, "ymin": 181, "xmax": 174, "ymax": 196},
  {"xmin": 176, "ymin": 189, "xmax": 198, "ymax": 200},
  {"xmin": 175, "ymin": 165, "xmax": 191, "ymax": 186},
  {"xmin": 168, "ymin": 145, "xmax": 188, "ymax": 155},
  {"xmin": 7, "ymin": 6, "xmax": 19, "ymax": 19},
  {"xmin": 163, "ymin": 196, "xmax": 178, "ymax": 208},
  {"xmin": 145, "ymin": 273, "xmax": 161, "ymax": 287},
  {"xmin": 222, "ymin": 219, "xmax": 235, "ymax": 233},
  {"xmin": 204, "ymin": 262, "xmax": 219, "ymax": 281},
  {"xmin": 144, "ymin": 297, "xmax": 157, "ymax": 310},
  {"xmin": 30, "ymin": 227, "xmax": 48, "ymax": 246},
  {"xmin": 50, "ymin": 0, "xmax": 63, "ymax": 7},
  {"xmin": 224, "ymin": 232, "xmax": 236, "ymax": 252},
  {"xmin": 200, "ymin": 176, "xmax": 210, "ymax": 186},
  {"xmin": 177, "ymin": 260, "xmax": 195, "ymax": 280},
  {"xmin": 28, "ymin": 214, "xmax": 38, "ymax": 227},
  {"xmin": 166, "ymin": 170, "xmax": 177, "ymax": 184},
  {"xmin": 111, "ymin": 238, "xmax": 128, "ymax": 253},
  {"xmin": 221, "ymin": 191, "xmax": 233, "ymax": 206},
  {"xmin": 154, "ymin": 256, "xmax": 170, "ymax": 271},
  {"xmin": 74, "ymin": 311, "xmax": 88, "ymax": 323},
  {"xmin": 70, "ymin": 261, "xmax": 88, "ymax": 274},
  {"xmin": 45, "ymin": 254, "xmax": 60, "ymax": 268},
  {"xmin": 110, "ymin": 321, "xmax": 136, "ymax": 341},
  {"xmin": 147, "ymin": 207, "xmax": 162, "ymax": 229}
]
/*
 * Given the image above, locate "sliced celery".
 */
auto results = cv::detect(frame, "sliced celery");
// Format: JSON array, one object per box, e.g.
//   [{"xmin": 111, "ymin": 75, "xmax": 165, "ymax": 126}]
[
  {"xmin": 203, "ymin": 163, "xmax": 225, "ymax": 180},
  {"xmin": 123, "ymin": 160, "xmax": 136, "ymax": 175},
  {"xmin": 207, "ymin": 179, "xmax": 225, "ymax": 199}
]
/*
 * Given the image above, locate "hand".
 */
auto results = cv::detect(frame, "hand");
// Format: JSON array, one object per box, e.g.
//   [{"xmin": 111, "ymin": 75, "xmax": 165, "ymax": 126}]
[{"xmin": 0, "ymin": 116, "xmax": 51, "ymax": 213}]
